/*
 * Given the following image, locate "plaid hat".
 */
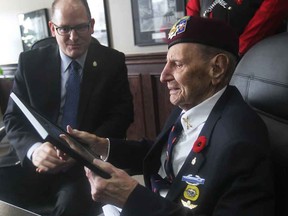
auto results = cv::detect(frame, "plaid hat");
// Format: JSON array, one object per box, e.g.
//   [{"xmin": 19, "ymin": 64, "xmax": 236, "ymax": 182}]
[{"xmin": 167, "ymin": 16, "xmax": 239, "ymax": 56}]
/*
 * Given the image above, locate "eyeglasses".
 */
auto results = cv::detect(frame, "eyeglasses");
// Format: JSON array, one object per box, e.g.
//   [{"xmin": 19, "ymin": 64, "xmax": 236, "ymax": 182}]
[{"xmin": 53, "ymin": 22, "xmax": 91, "ymax": 36}]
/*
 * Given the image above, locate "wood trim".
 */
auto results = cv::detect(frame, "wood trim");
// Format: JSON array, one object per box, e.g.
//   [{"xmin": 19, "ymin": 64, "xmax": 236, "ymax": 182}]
[
  {"xmin": 0, "ymin": 64, "xmax": 17, "ymax": 77},
  {"xmin": 125, "ymin": 52, "xmax": 166, "ymax": 65}
]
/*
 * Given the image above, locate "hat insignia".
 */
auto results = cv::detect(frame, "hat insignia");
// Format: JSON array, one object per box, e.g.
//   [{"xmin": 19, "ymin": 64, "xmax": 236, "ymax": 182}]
[{"xmin": 168, "ymin": 16, "xmax": 190, "ymax": 40}]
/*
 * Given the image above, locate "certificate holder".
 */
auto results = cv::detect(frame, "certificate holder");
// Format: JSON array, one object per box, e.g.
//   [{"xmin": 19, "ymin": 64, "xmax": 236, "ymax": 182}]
[{"xmin": 10, "ymin": 92, "xmax": 111, "ymax": 179}]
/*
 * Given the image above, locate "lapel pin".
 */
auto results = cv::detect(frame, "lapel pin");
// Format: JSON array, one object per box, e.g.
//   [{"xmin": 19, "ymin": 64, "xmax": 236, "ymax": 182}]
[
  {"xmin": 181, "ymin": 199, "xmax": 198, "ymax": 210},
  {"xmin": 93, "ymin": 61, "xmax": 97, "ymax": 67},
  {"xmin": 182, "ymin": 174, "xmax": 205, "ymax": 185},
  {"xmin": 182, "ymin": 116, "xmax": 192, "ymax": 129},
  {"xmin": 183, "ymin": 185, "xmax": 199, "ymax": 201},
  {"xmin": 191, "ymin": 157, "xmax": 196, "ymax": 165}
]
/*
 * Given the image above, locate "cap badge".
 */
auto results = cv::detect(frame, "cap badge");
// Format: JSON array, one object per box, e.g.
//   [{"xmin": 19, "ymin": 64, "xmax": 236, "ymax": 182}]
[{"xmin": 168, "ymin": 16, "xmax": 190, "ymax": 40}]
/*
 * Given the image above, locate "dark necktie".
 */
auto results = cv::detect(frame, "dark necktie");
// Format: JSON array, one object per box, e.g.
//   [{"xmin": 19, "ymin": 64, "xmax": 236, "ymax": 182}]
[
  {"xmin": 150, "ymin": 114, "xmax": 183, "ymax": 193},
  {"xmin": 164, "ymin": 114, "xmax": 183, "ymax": 182},
  {"xmin": 61, "ymin": 60, "xmax": 81, "ymax": 129}
]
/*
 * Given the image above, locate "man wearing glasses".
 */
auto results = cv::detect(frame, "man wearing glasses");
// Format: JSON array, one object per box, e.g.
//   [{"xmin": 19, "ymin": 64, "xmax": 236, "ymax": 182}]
[{"xmin": 3, "ymin": 0, "xmax": 133, "ymax": 215}]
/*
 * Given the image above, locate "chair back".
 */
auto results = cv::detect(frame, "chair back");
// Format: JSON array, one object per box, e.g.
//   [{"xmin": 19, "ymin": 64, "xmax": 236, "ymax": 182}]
[
  {"xmin": 230, "ymin": 32, "xmax": 288, "ymax": 215},
  {"xmin": 31, "ymin": 36, "xmax": 100, "ymax": 49}
]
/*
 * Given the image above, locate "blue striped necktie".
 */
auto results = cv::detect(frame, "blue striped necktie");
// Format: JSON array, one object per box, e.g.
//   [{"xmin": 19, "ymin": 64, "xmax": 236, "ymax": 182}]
[
  {"xmin": 151, "ymin": 114, "xmax": 183, "ymax": 193},
  {"xmin": 61, "ymin": 60, "xmax": 81, "ymax": 129},
  {"xmin": 164, "ymin": 114, "xmax": 183, "ymax": 182}
]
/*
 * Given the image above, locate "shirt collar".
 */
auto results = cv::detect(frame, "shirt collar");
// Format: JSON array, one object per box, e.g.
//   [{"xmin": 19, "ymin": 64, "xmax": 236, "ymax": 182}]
[
  {"xmin": 59, "ymin": 49, "xmax": 88, "ymax": 73},
  {"xmin": 180, "ymin": 87, "xmax": 227, "ymax": 132}
]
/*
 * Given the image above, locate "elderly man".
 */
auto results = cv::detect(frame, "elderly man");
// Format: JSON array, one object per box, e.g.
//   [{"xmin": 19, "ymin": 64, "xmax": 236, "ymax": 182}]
[{"xmin": 63, "ymin": 16, "xmax": 274, "ymax": 215}]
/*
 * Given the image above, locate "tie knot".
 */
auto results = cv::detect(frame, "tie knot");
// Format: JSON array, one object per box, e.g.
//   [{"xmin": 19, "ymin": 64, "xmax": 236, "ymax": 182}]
[{"xmin": 70, "ymin": 60, "xmax": 80, "ymax": 71}]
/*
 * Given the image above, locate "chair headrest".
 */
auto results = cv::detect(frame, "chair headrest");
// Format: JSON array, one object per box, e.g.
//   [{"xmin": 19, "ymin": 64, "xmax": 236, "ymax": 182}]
[
  {"xmin": 230, "ymin": 32, "xmax": 288, "ymax": 121},
  {"xmin": 31, "ymin": 36, "xmax": 100, "ymax": 50},
  {"xmin": 31, "ymin": 37, "xmax": 57, "ymax": 49}
]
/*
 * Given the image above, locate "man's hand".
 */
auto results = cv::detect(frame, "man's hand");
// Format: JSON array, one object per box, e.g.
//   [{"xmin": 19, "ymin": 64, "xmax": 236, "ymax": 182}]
[
  {"xmin": 60, "ymin": 125, "xmax": 109, "ymax": 158},
  {"xmin": 60, "ymin": 126, "xmax": 138, "ymax": 207},
  {"xmin": 85, "ymin": 159, "xmax": 138, "ymax": 208},
  {"xmin": 32, "ymin": 142, "xmax": 75, "ymax": 173}
]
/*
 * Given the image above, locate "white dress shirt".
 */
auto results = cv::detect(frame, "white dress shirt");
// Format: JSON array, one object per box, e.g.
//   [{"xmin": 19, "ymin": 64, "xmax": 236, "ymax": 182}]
[{"xmin": 158, "ymin": 87, "xmax": 226, "ymax": 197}]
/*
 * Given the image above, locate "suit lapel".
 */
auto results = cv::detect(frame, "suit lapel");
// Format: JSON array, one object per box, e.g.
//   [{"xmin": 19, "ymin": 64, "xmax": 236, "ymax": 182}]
[
  {"xmin": 37, "ymin": 45, "xmax": 61, "ymax": 122},
  {"xmin": 77, "ymin": 43, "xmax": 102, "ymax": 125},
  {"xmin": 166, "ymin": 87, "xmax": 234, "ymax": 201}
]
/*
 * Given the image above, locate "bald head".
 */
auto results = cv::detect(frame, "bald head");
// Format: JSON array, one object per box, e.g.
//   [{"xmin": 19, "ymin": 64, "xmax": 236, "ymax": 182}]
[{"xmin": 51, "ymin": 0, "xmax": 91, "ymax": 22}]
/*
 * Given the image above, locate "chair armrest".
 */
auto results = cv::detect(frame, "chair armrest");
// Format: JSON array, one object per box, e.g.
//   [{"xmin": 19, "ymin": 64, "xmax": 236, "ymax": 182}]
[{"xmin": 0, "ymin": 126, "xmax": 6, "ymax": 141}]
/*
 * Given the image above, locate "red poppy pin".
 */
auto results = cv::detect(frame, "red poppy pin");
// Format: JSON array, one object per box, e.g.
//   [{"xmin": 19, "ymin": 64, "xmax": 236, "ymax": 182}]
[
  {"xmin": 235, "ymin": 0, "xmax": 243, "ymax": 5},
  {"xmin": 192, "ymin": 136, "xmax": 207, "ymax": 153}
]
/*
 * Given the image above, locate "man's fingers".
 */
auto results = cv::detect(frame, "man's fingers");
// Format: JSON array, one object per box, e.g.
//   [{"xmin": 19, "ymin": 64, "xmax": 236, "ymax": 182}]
[{"xmin": 92, "ymin": 159, "xmax": 115, "ymax": 175}]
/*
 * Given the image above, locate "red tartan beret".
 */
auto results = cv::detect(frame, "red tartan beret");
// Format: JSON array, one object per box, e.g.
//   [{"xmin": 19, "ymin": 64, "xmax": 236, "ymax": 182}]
[{"xmin": 167, "ymin": 16, "xmax": 239, "ymax": 57}]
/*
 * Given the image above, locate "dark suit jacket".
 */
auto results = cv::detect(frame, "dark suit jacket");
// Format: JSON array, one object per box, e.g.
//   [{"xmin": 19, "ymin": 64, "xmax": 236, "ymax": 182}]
[
  {"xmin": 4, "ymin": 41, "xmax": 133, "ymax": 165},
  {"xmin": 108, "ymin": 86, "xmax": 274, "ymax": 216}
]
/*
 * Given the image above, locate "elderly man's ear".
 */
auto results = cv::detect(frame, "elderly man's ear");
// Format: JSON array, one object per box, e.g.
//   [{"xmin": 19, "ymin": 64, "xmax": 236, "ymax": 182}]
[{"xmin": 209, "ymin": 54, "xmax": 229, "ymax": 85}]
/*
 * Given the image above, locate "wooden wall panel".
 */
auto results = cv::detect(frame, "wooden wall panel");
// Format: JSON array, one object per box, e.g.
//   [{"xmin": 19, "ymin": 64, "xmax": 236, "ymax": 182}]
[
  {"xmin": 126, "ymin": 52, "xmax": 174, "ymax": 140},
  {"xmin": 126, "ymin": 74, "xmax": 145, "ymax": 140},
  {"xmin": 152, "ymin": 75, "xmax": 175, "ymax": 134}
]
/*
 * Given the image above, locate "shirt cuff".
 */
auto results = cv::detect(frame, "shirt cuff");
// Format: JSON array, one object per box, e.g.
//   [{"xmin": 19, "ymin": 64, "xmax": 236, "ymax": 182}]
[
  {"xmin": 27, "ymin": 142, "xmax": 42, "ymax": 160},
  {"xmin": 100, "ymin": 138, "xmax": 110, "ymax": 161}
]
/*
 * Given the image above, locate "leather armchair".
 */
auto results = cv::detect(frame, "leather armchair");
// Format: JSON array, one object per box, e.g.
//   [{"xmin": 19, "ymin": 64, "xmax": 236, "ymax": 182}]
[
  {"xmin": 230, "ymin": 32, "xmax": 288, "ymax": 216},
  {"xmin": 31, "ymin": 36, "xmax": 100, "ymax": 50},
  {"xmin": 0, "ymin": 126, "xmax": 5, "ymax": 141}
]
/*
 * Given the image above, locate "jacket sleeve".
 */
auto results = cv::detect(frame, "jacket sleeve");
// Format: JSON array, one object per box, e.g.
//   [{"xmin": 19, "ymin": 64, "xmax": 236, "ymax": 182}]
[
  {"xmin": 107, "ymin": 138, "xmax": 152, "ymax": 174},
  {"xmin": 3, "ymin": 53, "xmax": 44, "ymax": 165},
  {"xmin": 186, "ymin": 0, "xmax": 201, "ymax": 16},
  {"xmin": 239, "ymin": 0, "xmax": 288, "ymax": 55}
]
